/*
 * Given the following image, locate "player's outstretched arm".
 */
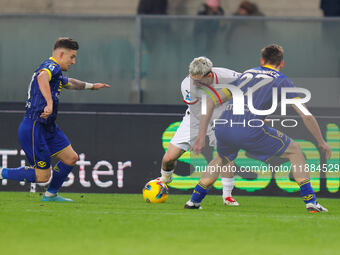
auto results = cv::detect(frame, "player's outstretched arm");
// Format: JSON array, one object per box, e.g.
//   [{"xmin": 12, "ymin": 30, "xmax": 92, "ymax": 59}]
[
  {"xmin": 192, "ymin": 89, "xmax": 231, "ymax": 154},
  {"xmin": 292, "ymin": 104, "xmax": 331, "ymax": 159},
  {"xmin": 66, "ymin": 78, "xmax": 110, "ymax": 90}
]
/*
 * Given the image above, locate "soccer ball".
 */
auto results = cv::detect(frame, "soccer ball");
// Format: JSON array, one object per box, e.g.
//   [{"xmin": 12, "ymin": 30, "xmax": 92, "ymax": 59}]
[{"xmin": 142, "ymin": 179, "xmax": 168, "ymax": 203}]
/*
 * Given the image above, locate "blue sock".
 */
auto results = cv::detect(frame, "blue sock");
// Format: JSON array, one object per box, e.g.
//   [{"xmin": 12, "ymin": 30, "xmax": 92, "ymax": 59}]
[
  {"xmin": 299, "ymin": 179, "xmax": 316, "ymax": 204},
  {"xmin": 47, "ymin": 161, "xmax": 74, "ymax": 194},
  {"xmin": 1, "ymin": 166, "xmax": 36, "ymax": 182},
  {"xmin": 190, "ymin": 183, "xmax": 209, "ymax": 203}
]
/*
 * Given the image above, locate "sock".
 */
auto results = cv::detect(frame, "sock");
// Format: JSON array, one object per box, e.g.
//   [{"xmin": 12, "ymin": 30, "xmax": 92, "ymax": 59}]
[
  {"xmin": 190, "ymin": 183, "xmax": 209, "ymax": 203},
  {"xmin": 47, "ymin": 161, "xmax": 74, "ymax": 194},
  {"xmin": 45, "ymin": 191, "xmax": 57, "ymax": 197},
  {"xmin": 222, "ymin": 177, "xmax": 234, "ymax": 198},
  {"xmin": 161, "ymin": 168, "xmax": 174, "ymax": 177},
  {"xmin": 160, "ymin": 169, "xmax": 174, "ymax": 182},
  {"xmin": 299, "ymin": 179, "xmax": 316, "ymax": 204},
  {"xmin": 1, "ymin": 166, "xmax": 36, "ymax": 182}
]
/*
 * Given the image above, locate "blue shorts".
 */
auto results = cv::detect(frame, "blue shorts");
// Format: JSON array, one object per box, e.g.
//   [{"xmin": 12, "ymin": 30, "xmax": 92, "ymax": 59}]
[
  {"xmin": 215, "ymin": 124, "xmax": 291, "ymax": 162},
  {"xmin": 18, "ymin": 117, "xmax": 71, "ymax": 169}
]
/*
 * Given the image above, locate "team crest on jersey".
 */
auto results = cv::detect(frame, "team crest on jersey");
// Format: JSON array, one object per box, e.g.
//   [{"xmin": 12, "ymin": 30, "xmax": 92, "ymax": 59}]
[
  {"xmin": 183, "ymin": 89, "xmax": 199, "ymax": 105},
  {"xmin": 37, "ymin": 161, "xmax": 47, "ymax": 168},
  {"xmin": 303, "ymin": 194, "xmax": 314, "ymax": 201},
  {"xmin": 48, "ymin": 64, "xmax": 56, "ymax": 71},
  {"xmin": 185, "ymin": 90, "xmax": 191, "ymax": 102}
]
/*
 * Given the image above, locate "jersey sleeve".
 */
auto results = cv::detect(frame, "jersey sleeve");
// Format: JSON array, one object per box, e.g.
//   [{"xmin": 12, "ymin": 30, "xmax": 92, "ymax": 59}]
[
  {"xmin": 40, "ymin": 63, "xmax": 60, "ymax": 82},
  {"xmin": 61, "ymin": 76, "xmax": 70, "ymax": 88},
  {"xmin": 181, "ymin": 78, "xmax": 193, "ymax": 103},
  {"xmin": 181, "ymin": 80, "xmax": 189, "ymax": 100},
  {"xmin": 231, "ymin": 71, "xmax": 241, "ymax": 78},
  {"xmin": 279, "ymin": 77, "xmax": 300, "ymax": 99},
  {"xmin": 220, "ymin": 88, "xmax": 232, "ymax": 100}
]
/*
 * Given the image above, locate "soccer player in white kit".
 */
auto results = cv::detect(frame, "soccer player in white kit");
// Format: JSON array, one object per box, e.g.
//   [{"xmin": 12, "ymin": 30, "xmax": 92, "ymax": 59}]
[{"xmin": 159, "ymin": 56, "xmax": 240, "ymax": 205}]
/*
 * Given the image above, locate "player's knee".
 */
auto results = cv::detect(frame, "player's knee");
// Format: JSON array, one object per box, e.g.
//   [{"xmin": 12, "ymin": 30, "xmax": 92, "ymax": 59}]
[
  {"xmin": 162, "ymin": 153, "xmax": 176, "ymax": 165},
  {"xmin": 35, "ymin": 170, "xmax": 51, "ymax": 183},
  {"xmin": 68, "ymin": 153, "xmax": 79, "ymax": 165},
  {"xmin": 290, "ymin": 141, "xmax": 302, "ymax": 153},
  {"xmin": 59, "ymin": 152, "xmax": 79, "ymax": 166}
]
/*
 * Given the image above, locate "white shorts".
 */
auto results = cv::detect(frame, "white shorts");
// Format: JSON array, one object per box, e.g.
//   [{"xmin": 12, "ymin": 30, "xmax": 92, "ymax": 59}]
[{"xmin": 170, "ymin": 111, "xmax": 216, "ymax": 151}]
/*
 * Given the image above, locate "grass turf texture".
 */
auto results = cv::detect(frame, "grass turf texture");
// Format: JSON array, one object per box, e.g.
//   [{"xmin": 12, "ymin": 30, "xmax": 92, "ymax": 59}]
[{"xmin": 0, "ymin": 192, "xmax": 339, "ymax": 255}]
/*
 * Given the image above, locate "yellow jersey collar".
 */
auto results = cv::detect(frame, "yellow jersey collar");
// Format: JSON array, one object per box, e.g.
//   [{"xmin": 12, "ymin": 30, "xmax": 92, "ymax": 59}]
[
  {"xmin": 49, "ymin": 57, "xmax": 59, "ymax": 65},
  {"xmin": 263, "ymin": 64, "xmax": 279, "ymax": 72}
]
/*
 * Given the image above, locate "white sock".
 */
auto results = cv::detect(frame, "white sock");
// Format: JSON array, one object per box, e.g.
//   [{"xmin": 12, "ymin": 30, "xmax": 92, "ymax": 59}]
[
  {"xmin": 161, "ymin": 168, "xmax": 174, "ymax": 177},
  {"xmin": 44, "ymin": 191, "xmax": 57, "ymax": 197},
  {"xmin": 222, "ymin": 177, "xmax": 234, "ymax": 198}
]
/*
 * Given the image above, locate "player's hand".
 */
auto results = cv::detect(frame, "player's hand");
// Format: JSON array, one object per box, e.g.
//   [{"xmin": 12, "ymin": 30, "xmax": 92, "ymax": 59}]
[
  {"xmin": 318, "ymin": 141, "xmax": 332, "ymax": 159},
  {"xmin": 40, "ymin": 104, "xmax": 53, "ymax": 119},
  {"xmin": 92, "ymin": 83, "xmax": 111, "ymax": 90},
  {"xmin": 191, "ymin": 135, "xmax": 205, "ymax": 154}
]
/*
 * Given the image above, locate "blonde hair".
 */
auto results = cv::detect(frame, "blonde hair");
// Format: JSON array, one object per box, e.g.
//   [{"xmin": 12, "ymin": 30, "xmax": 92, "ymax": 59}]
[{"xmin": 189, "ymin": 56, "xmax": 213, "ymax": 76}]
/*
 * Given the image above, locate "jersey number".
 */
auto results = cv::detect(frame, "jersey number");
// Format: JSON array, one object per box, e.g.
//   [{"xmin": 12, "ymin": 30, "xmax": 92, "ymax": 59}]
[{"xmin": 238, "ymin": 73, "xmax": 274, "ymax": 94}]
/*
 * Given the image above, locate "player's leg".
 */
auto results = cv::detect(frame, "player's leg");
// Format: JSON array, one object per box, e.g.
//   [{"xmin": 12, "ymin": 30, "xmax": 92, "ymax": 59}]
[
  {"xmin": 34, "ymin": 168, "xmax": 52, "ymax": 182},
  {"xmin": 159, "ymin": 116, "xmax": 191, "ymax": 183},
  {"xmin": 185, "ymin": 155, "xmax": 231, "ymax": 209},
  {"xmin": 200, "ymin": 156, "xmax": 224, "ymax": 187},
  {"xmin": 0, "ymin": 166, "xmax": 50, "ymax": 183},
  {"xmin": 280, "ymin": 140, "xmax": 307, "ymax": 183},
  {"xmin": 280, "ymin": 140, "xmax": 327, "ymax": 212},
  {"xmin": 0, "ymin": 118, "xmax": 51, "ymax": 183},
  {"xmin": 244, "ymin": 126, "xmax": 327, "ymax": 213},
  {"xmin": 42, "ymin": 127, "xmax": 77, "ymax": 202},
  {"xmin": 208, "ymin": 131, "xmax": 238, "ymax": 205},
  {"xmin": 160, "ymin": 143, "xmax": 185, "ymax": 183},
  {"xmin": 219, "ymin": 163, "xmax": 239, "ymax": 206},
  {"xmin": 184, "ymin": 123, "xmax": 240, "ymax": 209}
]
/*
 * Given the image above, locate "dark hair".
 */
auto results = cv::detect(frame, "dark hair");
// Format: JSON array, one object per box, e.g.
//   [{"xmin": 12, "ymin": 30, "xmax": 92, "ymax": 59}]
[
  {"xmin": 261, "ymin": 44, "xmax": 283, "ymax": 66},
  {"xmin": 240, "ymin": 1, "xmax": 258, "ymax": 15},
  {"xmin": 53, "ymin": 37, "xmax": 79, "ymax": 50}
]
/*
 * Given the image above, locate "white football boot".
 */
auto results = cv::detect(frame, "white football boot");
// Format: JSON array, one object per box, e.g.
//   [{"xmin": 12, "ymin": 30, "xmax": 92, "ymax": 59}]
[
  {"xmin": 184, "ymin": 200, "xmax": 202, "ymax": 209},
  {"xmin": 223, "ymin": 196, "xmax": 239, "ymax": 206},
  {"xmin": 306, "ymin": 202, "xmax": 328, "ymax": 213}
]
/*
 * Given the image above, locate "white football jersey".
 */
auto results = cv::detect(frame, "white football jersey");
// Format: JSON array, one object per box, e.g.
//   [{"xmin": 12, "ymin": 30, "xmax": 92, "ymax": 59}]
[{"xmin": 181, "ymin": 67, "xmax": 240, "ymax": 123}]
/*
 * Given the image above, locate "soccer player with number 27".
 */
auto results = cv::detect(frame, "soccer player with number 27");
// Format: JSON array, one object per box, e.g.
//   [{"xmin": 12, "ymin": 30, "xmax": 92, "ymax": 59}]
[{"xmin": 186, "ymin": 44, "xmax": 332, "ymax": 213}]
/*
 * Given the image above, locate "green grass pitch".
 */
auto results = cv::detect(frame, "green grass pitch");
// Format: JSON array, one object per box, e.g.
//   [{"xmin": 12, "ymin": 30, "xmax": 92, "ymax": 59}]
[{"xmin": 0, "ymin": 192, "xmax": 339, "ymax": 255}]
